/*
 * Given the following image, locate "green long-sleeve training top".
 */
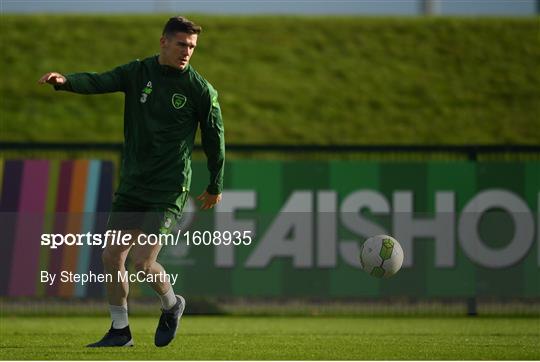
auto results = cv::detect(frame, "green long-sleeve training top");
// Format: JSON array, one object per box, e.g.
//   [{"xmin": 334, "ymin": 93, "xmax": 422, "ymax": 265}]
[{"xmin": 56, "ymin": 55, "xmax": 225, "ymax": 196}]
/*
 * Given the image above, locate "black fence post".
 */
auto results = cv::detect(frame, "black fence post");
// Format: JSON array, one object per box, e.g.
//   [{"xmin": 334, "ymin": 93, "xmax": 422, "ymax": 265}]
[
  {"xmin": 467, "ymin": 297, "xmax": 478, "ymax": 316},
  {"xmin": 466, "ymin": 148, "xmax": 478, "ymax": 316}
]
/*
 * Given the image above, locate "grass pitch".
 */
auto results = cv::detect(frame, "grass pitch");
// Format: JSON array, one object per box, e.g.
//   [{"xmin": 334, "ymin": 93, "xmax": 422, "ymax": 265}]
[{"xmin": 0, "ymin": 316, "xmax": 538, "ymax": 360}]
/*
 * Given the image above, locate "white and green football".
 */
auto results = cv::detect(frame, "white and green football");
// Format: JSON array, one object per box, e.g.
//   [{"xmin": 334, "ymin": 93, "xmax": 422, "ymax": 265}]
[{"xmin": 359, "ymin": 235, "xmax": 404, "ymax": 278}]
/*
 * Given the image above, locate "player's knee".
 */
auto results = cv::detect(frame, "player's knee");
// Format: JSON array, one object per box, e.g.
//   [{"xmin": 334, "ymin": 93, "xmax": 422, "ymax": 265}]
[
  {"xmin": 102, "ymin": 248, "xmax": 125, "ymax": 268},
  {"xmin": 133, "ymin": 258, "xmax": 154, "ymax": 274}
]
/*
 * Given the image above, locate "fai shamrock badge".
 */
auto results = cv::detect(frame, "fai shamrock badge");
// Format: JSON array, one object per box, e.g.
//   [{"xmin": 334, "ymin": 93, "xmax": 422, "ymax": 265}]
[{"xmin": 171, "ymin": 93, "xmax": 187, "ymax": 109}]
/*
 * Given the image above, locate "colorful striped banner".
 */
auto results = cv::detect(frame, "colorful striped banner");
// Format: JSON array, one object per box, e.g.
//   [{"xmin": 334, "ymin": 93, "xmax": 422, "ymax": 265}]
[
  {"xmin": 36, "ymin": 159, "xmax": 60, "ymax": 297},
  {"xmin": 75, "ymin": 160, "xmax": 101, "ymax": 298},
  {"xmin": 0, "ymin": 159, "xmax": 114, "ymax": 297},
  {"xmin": 46, "ymin": 161, "xmax": 73, "ymax": 297},
  {"xmin": 59, "ymin": 160, "xmax": 88, "ymax": 297},
  {"xmin": 0, "ymin": 159, "xmax": 4, "ymax": 197},
  {"xmin": 0, "ymin": 161, "xmax": 23, "ymax": 295},
  {"xmin": 86, "ymin": 161, "xmax": 113, "ymax": 299},
  {"xmin": 8, "ymin": 160, "xmax": 49, "ymax": 296},
  {"xmin": 1, "ymin": 159, "xmax": 538, "ymax": 299}
]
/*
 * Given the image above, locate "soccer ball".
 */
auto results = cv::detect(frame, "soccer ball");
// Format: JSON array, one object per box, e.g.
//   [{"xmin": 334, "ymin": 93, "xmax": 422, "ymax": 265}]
[{"xmin": 359, "ymin": 235, "xmax": 404, "ymax": 278}]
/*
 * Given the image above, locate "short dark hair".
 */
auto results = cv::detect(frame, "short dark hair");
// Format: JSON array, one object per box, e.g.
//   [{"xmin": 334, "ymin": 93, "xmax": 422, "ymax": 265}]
[{"xmin": 162, "ymin": 16, "xmax": 202, "ymax": 36}]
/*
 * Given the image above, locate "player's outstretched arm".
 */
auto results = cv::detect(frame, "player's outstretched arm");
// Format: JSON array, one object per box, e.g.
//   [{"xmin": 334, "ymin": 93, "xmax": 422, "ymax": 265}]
[
  {"xmin": 38, "ymin": 64, "xmax": 130, "ymax": 94},
  {"xmin": 38, "ymin": 72, "xmax": 67, "ymax": 85},
  {"xmin": 197, "ymin": 191, "xmax": 222, "ymax": 210}
]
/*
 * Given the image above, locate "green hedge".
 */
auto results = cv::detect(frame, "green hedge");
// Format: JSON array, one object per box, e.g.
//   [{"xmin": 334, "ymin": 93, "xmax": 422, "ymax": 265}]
[{"xmin": 1, "ymin": 15, "xmax": 538, "ymax": 144}]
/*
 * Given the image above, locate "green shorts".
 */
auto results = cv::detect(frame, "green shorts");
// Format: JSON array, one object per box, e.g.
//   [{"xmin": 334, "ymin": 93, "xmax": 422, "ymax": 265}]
[{"xmin": 107, "ymin": 186, "xmax": 189, "ymax": 235}]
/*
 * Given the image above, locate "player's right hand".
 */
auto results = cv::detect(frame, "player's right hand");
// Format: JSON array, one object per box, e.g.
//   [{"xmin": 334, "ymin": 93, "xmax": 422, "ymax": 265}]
[{"xmin": 38, "ymin": 72, "xmax": 67, "ymax": 85}]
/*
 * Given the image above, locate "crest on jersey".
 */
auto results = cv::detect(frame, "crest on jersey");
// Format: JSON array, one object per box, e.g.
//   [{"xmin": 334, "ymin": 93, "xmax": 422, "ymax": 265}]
[{"xmin": 172, "ymin": 93, "xmax": 187, "ymax": 109}]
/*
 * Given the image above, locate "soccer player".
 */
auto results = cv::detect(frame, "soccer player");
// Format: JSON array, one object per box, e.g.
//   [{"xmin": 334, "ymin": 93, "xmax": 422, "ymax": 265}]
[{"xmin": 38, "ymin": 16, "xmax": 225, "ymax": 347}]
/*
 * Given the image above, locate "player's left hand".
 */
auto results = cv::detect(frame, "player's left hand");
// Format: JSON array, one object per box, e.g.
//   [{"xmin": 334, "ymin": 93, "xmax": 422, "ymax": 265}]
[{"xmin": 197, "ymin": 191, "xmax": 222, "ymax": 210}]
